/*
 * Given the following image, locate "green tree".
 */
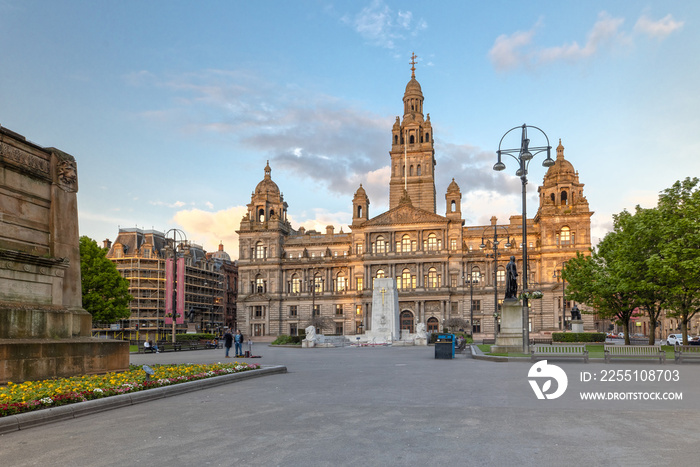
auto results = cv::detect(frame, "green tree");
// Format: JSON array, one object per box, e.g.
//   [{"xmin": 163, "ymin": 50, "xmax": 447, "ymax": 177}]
[
  {"xmin": 79, "ymin": 236, "xmax": 132, "ymax": 323},
  {"xmin": 652, "ymin": 177, "xmax": 700, "ymax": 344}
]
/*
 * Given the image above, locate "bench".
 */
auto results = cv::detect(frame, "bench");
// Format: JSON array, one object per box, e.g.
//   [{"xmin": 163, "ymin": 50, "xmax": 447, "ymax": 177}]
[
  {"xmin": 674, "ymin": 345, "xmax": 700, "ymax": 363},
  {"xmin": 530, "ymin": 344, "xmax": 588, "ymax": 363},
  {"xmin": 604, "ymin": 345, "xmax": 665, "ymax": 363},
  {"xmin": 156, "ymin": 341, "xmax": 182, "ymax": 352},
  {"xmin": 530, "ymin": 338, "xmax": 553, "ymax": 345}
]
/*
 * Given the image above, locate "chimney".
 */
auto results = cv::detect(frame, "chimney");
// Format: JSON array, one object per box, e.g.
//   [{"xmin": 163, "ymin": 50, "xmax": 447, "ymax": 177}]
[
  {"xmin": 103, "ymin": 239, "xmax": 112, "ymax": 249},
  {"xmin": 326, "ymin": 225, "xmax": 334, "ymax": 236},
  {"xmin": 490, "ymin": 216, "xmax": 498, "ymax": 226}
]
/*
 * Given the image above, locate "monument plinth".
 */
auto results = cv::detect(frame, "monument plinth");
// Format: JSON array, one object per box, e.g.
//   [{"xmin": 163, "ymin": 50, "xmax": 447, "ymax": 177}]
[
  {"xmin": 491, "ymin": 298, "xmax": 524, "ymax": 353},
  {"xmin": 0, "ymin": 126, "xmax": 128, "ymax": 383},
  {"xmin": 364, "ymin": 278, "xmax": 399, "ymax": 344}
]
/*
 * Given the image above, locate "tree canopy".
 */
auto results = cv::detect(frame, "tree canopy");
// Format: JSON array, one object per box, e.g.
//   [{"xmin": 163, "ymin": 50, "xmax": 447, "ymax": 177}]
[
  {"xmin": 563, "ymin": 177, "xmax": 700, "ymax": 345},
  {"xmin": 79, "ymin": 236, "xmax": 132, "ymax": 323}
]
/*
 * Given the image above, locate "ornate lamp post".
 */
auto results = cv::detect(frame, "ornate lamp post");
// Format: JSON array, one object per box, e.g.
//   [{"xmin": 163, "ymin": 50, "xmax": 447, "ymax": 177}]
[
  {"xmin": 480, "ymin": 225, "xmax": 511, "ymax": 340},
  {"xmin": 463, "ymin": 264, "xmax": 482, "ymax": 337},
  {"xmin": 553, "ymin": 261, "xmax": 567, "ymax": 331},
  {"xmin": 494, "ymin": 124, "xmax": 554, "ymax": 352},
  {"xmin": 164, "ymin": 228, "xmax": 187, "ymax": 344}
]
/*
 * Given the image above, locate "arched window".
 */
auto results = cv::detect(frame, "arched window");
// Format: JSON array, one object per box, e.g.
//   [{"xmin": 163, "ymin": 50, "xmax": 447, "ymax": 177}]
[
  {"xmin": 313, "ymin": 274, "xmax": 323, "ymax": 293},
  {"xmin": 451, "ymin": 200, "xmax": 456, "ymax": 212},
  {"xmin": 560, "ymin": 226, "xmax": 571, "ymax": 244},
  {"xmin": 269, "ymin": 209, "xmax": 275, "ymax": 218},
  {"xmin": 561, "ymin": 191, "xmax": 568, "ymax": 205},
  {"xmin": 417, "ymin": 165, "xmax": 421, "ymax": 176},
  {"xmin": 255, "ymin": 241, "xmax": 265, "ymax": 259},
  {"xmin": 357, "ymin": 205, "xmax": 363, "ymax": 218},
  {"xmin": 401, "ymin": 234, "xmax": 411, "ymax": 252},
  {"xmin": 497, "ymin": 268, "xmax": 505, "ymax": 284},
  {"xmin": 376, "ymin": 236, "xmax": 386, "ymax": 254},
  {"xmin": 256, "ymin": 276, "xmax": 264, "ymax": 293},
  {"xmin": 336, "ymin": 274, "xmax": 347, "ymax": 292},
  {"xmin": 291, "ymin": 274, "xmax": 301, "ymax": 293},
  {"xmin": 427, "ymin": 233, "xmax": 438, "ymax": 251},
  {"xmin": 400, "ymin": 310, "xmax": 414, "ymax": 333},
  {"xmin": 425, "ymin": 132, "xmax": 430, "ymax": 142},
  {"xmin": 394, "ymin": 135, "xmax": 398, "ymax": 144},
  {"xmin": 400, "ymin": 268, "xmax": 413, "ymax": 290},
  {"xmin": 427, "ymin": 267, "xmax": 438, "ymax": 288},
  {"xmin": 258, "ymin": 208, "xmax": 265, "ymax": 222},
  {"xmin": 410, "ymin": 134, "xmax": 415, "ymax": 144},
  {"xmin": 409, "ymin": 165, "xmax": 414, "ymax": 176},
  {"xmin": 470, "ymin": 268, "xmax": 481, "ymax": 283},
  {"xmin": 550, "ymin": 193, "xmax": 555, "ymax": 203},
  {"xmin": 427, "ymin": 317, "xmax": 439, "ymax": 332},
  {"xmin": 376, "ymin": 269, "xmax": 386, "ymax": 279}
]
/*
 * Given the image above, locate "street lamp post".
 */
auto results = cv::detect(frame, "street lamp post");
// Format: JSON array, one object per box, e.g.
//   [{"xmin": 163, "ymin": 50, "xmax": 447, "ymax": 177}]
[
  {"xmin": 463, "ymin": 265, "xmax": 481, "ymax": 337},
  {"xmin": 553, "ymin": 262, "xmax": 568, "ymax": 331},
  {"xmin": 494, "ymin": 124, "xmax": 554, "ymax": 353},
  {"xmin": 480, "ymin": 226, "xmax": 511, "ymax": 340},
  {"xmin": 165, "ymin": 229, "xmax": 187, "ymax": 345}
]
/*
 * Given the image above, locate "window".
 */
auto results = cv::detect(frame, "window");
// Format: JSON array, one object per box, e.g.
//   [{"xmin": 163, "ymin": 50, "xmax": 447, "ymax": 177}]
[
  {"xmin": 560, "ymin": 226, "xmax": 571, "ymax": 245},
  {"xmin": 471, "ymin": 300, "xmax": 481, "ymax": 311},
  {"xmin": 290, "ymin": 323, "xmax": 298, "ymax": 336},
  {"xmin": 313, "ymin": 275, "xmax": 323, "ymax": 293},
  {"xmin": 258, "ymin": 209, "xmax": 265, "ymax": 222},
  {"xmin": 497, "ymin": 269, "xmax": 505, "ymax": 284},
  {"xmin": 561, "ymin": 190, "xmax": 568, "ymax": 205},
  {"xmin": 398, "ymin": 268, "xmax": 414, "ymax": 290},
  {"xmin": 427, "ymin": 317, "xmax": 439, "ymax": 332},
  {"xmin": 289, "ymin": 305, "xmax": 297, "ymax": 317},
  {"xmin": 313, "ymin": 305, "xmax": 320, "ymax": 316},
  {"xmin": 255, "ymin": 241, "xmax": 265, "ymax": 259},
  {"xmin": 256, "ymin": 276, "xmax": 264, "ymax": 293},
  {"xmin": 356, "ymin": 277, "xmax": 363, "ymax": 291},
  {"xmin": 254, "ymin": 306, "xmax": 263, "ymax": 318},
  {"xmin": 336, "ymin": 304, "xmax": 343, "ymax": 315},
  {"xmin": 472, "ymin": 319, "xmax": 481, "ymax": 334},
  {"xmin": 409, "ymin": 165, "xmax": 414, "ymax": 176},
  {"xmin": 254, "ymin": 323, "xmax": 264, "ymax": 336},
  {"xmin": 498, "ymin": 299, "xmax": 503, "ymax": 311},
  {"xmin": 376, "ymin": 236, "xmax": 386, "ymax": 254},
  {"xmin": 401, "ymin": 234, "xmax": 411, "ymax": 252},
  {"xmin": 337, "ymin": 275, "xmax": 347, "ymax": 292},
  {"xmin": 356, "ymin": 243, "xmax": 363, "ymax": 255},
  {"xmin": 427, "ymin": 233, "xmax": 438, "ymax": 251},
  {"xmin": 357, "ymin": 206, "xmax": 363, "ymax": 218},
  {"xmin": 451, "ymin": 275, "xmax": 457, "ymax": 288},
  {"xmin": 376, "ymin": 269, "xmax": 386, "ymax": 279},
  {"xmin": 450, "ymin": 239, "xmax": 457, "ymax": 251},
  {"xmin": 417, "ymin": 165, "xmax": 421, "ymax": 176},
  {"xmin": 427, "ymin": 268, "xmax": 438, "ymax": 288},
  {"xmin": 471, "ymin": 269, "xmax": 481, "ymax": 283},
  {"xmin": 451, "ymin": 200, "xmax": 456, "ymax": 212},
  {"xmin": 291, "ymin": 275, "xmax": 301, "ymax": 293},
  {"xmin": 335, "ymin": 322, "xmax": 344, "ymax": 335},
  {"xmin": 356, "ymin": 305, "xmax": 362, "ymax": 316}
]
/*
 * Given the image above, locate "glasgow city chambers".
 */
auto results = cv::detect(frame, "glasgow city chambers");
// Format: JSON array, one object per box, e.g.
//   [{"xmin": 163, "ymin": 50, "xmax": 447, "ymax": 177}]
[{"xmin": 236, "ymin": 64, "xmax": 595, "ymax": 339}]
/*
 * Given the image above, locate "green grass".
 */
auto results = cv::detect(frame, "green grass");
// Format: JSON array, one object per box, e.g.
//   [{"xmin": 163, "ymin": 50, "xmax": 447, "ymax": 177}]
[{"xmin": 129, "ymin": 345, "xmax": 138, "ymax": 352}]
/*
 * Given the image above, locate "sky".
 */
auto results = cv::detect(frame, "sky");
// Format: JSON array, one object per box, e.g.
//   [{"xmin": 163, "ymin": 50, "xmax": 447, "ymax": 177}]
[{"xmin": 1, "ymin": 0, "xmax": 697, "ymax": 259}]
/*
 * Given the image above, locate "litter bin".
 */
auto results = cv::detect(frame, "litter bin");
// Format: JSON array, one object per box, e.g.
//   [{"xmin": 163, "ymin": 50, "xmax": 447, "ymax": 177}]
[{"xmin": 435, "ymin": 333, "xmax": 455, "ymax": 359}]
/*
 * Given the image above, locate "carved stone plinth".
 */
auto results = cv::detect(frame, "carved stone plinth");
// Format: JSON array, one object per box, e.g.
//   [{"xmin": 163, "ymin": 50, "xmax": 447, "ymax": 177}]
[
  {"xmin": 491, "ymin": 298, "xmax": 524, "ymax": 353},
  {"xmin": 571, "ymin": 320, "xmax": 584, "ymax": 333}
]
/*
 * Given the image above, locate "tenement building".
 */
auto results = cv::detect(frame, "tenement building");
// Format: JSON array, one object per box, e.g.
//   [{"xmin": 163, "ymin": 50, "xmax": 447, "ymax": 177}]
[
  {"xmin": 236, "ymin": 64, "xmax": 595, "ymax": 338},
  {"xmin": 101, "ymin": 228, "xmax": 237, "ymax": 339}
]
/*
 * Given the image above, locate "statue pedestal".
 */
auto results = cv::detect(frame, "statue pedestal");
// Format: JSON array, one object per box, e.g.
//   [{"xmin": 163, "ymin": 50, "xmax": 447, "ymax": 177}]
[
  {"xmin": 302, "ymin": 340, "xmax": 314, "ymax": 348},
  {"xmin": 415, "ymin": 337, "xmax": 427, "ymax": 346},
  {"xmin": 571, "ymin": 320, "xmax": 584, "ymax": 333},
  {"xmin": 491, "ymin": 299, "xmax": 524, "ymax": 353}
]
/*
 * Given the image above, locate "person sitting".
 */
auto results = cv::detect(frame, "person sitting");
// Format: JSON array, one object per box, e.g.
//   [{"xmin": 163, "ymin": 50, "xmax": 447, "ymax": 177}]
[{"xmin": 144, "ymin": 340, "xmax": 156, "ymax": 353}]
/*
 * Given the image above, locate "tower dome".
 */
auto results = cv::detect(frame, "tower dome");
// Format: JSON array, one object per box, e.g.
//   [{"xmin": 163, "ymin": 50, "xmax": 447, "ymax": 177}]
[
  {"xmin": 545, "ymin": 140, "xmax": 576, "ymax": 177},
  {"xmin": 255, "ymin": 160, "xmax": 280, "ymax": 196}
]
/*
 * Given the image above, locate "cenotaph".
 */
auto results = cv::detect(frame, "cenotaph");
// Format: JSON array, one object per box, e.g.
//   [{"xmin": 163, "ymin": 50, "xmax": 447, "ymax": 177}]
[{"xmin": 365, "ymin": 278, "xmax": 400, "ymax": 344}]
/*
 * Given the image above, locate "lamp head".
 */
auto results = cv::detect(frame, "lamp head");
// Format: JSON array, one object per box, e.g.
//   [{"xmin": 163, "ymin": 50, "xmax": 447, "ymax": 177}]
[
  {"xmin": 542, "ymin": 146, "xmax": 555, "ymax": 167},
  {"xmin": 493, "ymin": 150, "xmax": 506, "ymax": 171}
]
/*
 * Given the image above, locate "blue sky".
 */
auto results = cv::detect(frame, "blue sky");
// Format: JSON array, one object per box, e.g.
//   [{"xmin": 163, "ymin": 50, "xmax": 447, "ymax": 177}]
[{"xmin": 1, "ymin": 0, "xmax": 697, "ymax": 258}]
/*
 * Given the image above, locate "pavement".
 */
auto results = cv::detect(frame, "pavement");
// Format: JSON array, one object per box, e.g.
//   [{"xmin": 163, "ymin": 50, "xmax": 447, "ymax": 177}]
[{"xmin": 1, "ymin": 343, "xmax": 699, "ymax": 466}]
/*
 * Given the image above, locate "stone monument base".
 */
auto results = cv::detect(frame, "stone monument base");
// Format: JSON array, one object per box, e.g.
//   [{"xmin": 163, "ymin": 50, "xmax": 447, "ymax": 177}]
[
  {"xmin": 571, "ymin": 320, "xmax": 584, "ymax": 333},
  {"xmin": 491, "ymin": 298, "xmax": 524, "ymax": 353},
  {"xmin": 302, "ymin": 340, "xmax": 314, "ymax": 348},
  {"xmin": 0, "ymin": 338, "xmax": 129, "ymax": 384},
  {"xmin": 415, "ymin": 337, "xmax": 427, "ymax": 346}
]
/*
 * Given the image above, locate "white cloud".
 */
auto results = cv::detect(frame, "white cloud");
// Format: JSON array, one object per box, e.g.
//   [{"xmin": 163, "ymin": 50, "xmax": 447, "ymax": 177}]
[
  {"xmin": 172, "ymin": 206, "xmax": 247, "ymax": 258},
  {"xmin": 342, "ymin": 0, "xmax": 427, "ymax": 49},
  {"xmin": 489, "ymin": 10, "xmax": 681, "ymax": 72},
  {"xmin": 634, "ymin": 14, "xmax": 684, "ymax": 38},
  {"xmin": 150, "ymin": 200, "xmax": 189, "ymax": 208}
]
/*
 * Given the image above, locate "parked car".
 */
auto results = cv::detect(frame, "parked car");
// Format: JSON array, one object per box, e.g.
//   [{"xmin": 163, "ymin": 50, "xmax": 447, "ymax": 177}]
[
  {"xmin": 666, "ymin": 333, "xmax": 684, "ymax": 346},
  {"xmin": 606, "ymin": 332, "xmax": 617, "ymax": 339},
  {"xmin": 618, "ymin": 332, "xmax": 624, "ymax": 339},
  {"xmin": 689, "ymin": 336, "xmax": 700, "ymax": 346}
]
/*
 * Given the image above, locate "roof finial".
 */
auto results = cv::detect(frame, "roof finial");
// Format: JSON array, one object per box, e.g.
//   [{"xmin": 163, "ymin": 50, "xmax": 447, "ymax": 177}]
[{"xmin": 410, "ymin": 52, "xmax": 417, "ymax": 78}]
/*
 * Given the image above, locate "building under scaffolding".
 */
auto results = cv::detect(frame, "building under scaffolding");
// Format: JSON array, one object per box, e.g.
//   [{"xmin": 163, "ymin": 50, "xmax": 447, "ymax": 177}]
[{"xmin": 97, "ymin": 228, "xmax": 236, "ymax": 341}]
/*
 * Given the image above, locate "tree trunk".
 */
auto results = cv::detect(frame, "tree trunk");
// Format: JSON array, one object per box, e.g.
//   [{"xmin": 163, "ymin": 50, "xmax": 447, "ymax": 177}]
[{"xmin": 648, "ymin": 320, "xmax": 656, "ymax": 346}]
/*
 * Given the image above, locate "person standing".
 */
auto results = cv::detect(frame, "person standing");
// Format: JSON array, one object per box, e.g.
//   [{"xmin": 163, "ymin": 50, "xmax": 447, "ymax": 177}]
[
  {"xmin": 234, "ymin": 330, "xmax": 244, "ymax": 357},
  {"xmin": 223, "ymin": 328, "xmax": 233, "ymax": 358}
]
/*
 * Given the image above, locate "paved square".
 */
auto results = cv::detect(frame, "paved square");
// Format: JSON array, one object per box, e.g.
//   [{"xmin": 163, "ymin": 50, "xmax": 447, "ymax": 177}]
[{"xmin": 1, "ymin": 345, "xmax": 697, "ymax": 466}]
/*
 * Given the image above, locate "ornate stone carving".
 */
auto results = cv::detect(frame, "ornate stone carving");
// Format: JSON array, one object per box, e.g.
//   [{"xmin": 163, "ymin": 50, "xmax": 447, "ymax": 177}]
[{"xmin": 0, "ymin": 142, "xmax": 50, "ymax": 176}]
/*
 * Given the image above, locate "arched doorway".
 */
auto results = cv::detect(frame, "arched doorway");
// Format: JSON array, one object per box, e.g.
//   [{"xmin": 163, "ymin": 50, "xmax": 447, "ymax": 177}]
[
  {"xmin": 427, "ymin": 317, "xmax": 439, "ymax": 332},
  {"xmin": 400, "ymin": 310, "xmax": 414, "ymax": 333}
]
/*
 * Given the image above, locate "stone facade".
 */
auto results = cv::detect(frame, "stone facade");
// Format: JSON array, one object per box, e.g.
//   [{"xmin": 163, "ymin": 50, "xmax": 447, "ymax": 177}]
[
  {"xmin": 236, "ymin": 68, "xmax": 595, "ymax": 339},
  {"xmin": 0, "ymin": 126, "xmax": 128, "ymax": 383}
]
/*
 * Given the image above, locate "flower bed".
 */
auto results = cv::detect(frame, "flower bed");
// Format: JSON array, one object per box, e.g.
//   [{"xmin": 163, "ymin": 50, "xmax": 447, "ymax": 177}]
[{"xmin": 0, "ymin": 362, "xmax": 259, "ymax": 417}]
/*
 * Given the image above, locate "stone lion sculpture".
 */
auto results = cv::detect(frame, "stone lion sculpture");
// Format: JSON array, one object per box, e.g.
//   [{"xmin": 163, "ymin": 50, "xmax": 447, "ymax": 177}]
[
  {"xmin": 304, "ymin": 325, "xmax": 317, "ymax": 342},
  {"xmin": 416, "ymin": 322, "xmax": 427, "ymax": 339}
]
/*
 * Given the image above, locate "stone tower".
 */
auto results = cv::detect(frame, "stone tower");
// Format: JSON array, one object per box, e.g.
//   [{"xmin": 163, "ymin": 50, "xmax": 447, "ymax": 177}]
[{"xmin": 389, "ymin": 53, "xmax": 436, "ymax": 213}]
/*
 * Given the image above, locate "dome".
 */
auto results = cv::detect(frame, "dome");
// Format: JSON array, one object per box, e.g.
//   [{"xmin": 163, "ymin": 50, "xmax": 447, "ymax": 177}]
[
  {"xmin": 545, "ymin": 140, "xmax": 576, "ymax": 177},
  {"xmin": 447, "ymin": 178, "xmax": 460, "ymax": 193},
  {"xmin": 405, "ymin": 77, "xmax": 423, "ymax": 95},
  {"xmin": 255, "ymin": 160, "xmax": 280, "ymax": 196},
  {"xmin": 211, "ymin": 242, "xmax": 231, "ymax": 262},
  {"xmin": 354, "ymin": 184, "xmax": 367, "ymax": 197}
]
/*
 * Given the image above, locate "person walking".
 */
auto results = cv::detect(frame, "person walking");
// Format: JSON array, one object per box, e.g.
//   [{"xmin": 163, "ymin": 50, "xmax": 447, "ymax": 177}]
[
  {"xmin": 234, "ymin": 330, "xmax": 244, "ymax": 357},
  {"xmin": 223, "ymin": 328, "xmax": 233, "ymax": 358}
]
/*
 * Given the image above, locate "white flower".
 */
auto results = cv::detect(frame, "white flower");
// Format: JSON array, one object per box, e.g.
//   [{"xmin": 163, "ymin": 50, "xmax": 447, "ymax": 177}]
[{"xmin": 40, "ymin": 397, "xmax": 53, "ymax": 405}]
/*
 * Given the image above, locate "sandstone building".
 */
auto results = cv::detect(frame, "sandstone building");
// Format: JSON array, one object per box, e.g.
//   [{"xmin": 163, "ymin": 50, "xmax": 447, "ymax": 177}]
[
  {"xmin": 236, "ymin": 65, "xmax": 595, "ymax": 339},
  {"xmin": 102, "ymin": 229, "xmax": 237, "ymax": 339}
]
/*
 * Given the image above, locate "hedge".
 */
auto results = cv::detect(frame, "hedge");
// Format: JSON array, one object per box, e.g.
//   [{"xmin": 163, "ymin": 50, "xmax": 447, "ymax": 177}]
[
  {"xmin": 552, "ymin": 332, "xmax": 605, "ymax": 343},
  {"xmin": 175, "ymin": 333, "xmax": 215, "ymax": 342}
]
